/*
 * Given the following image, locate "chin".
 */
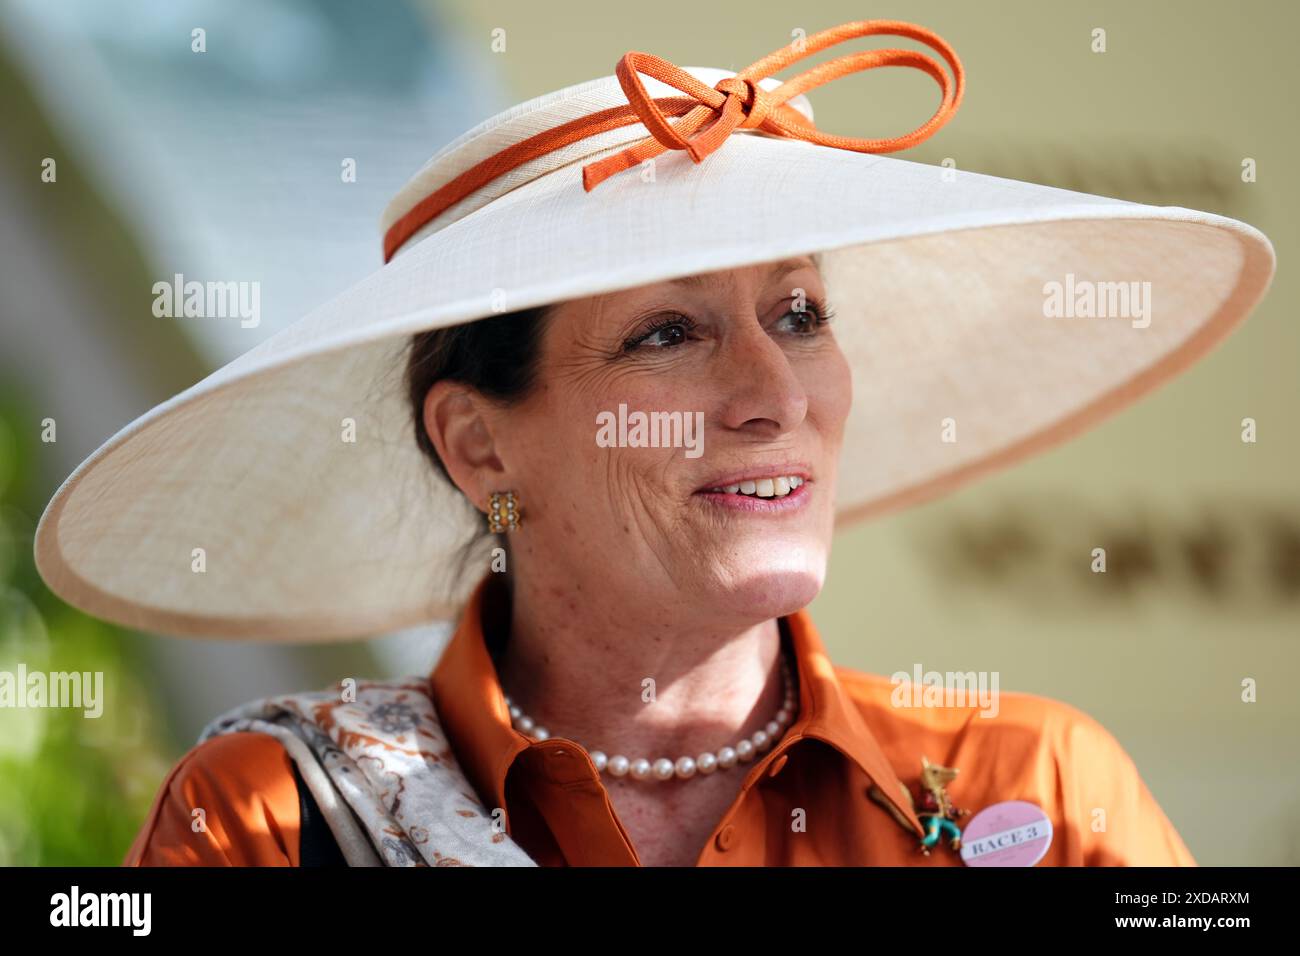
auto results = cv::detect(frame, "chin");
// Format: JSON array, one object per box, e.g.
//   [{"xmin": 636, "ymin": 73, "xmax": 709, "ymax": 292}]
[{"xmin": 707, "ymin": 549, "xmax": 827, "ymax": 620}]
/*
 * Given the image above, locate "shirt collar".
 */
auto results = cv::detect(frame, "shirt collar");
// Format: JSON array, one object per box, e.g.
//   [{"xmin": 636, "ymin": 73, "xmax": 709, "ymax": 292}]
[
  {"xmin": 428, "ymin": 572, "xmax": 924, "ymax": 838},
  {"xmin": 782, "ymin": 600, "xmax": 925, "ymax": 836}
]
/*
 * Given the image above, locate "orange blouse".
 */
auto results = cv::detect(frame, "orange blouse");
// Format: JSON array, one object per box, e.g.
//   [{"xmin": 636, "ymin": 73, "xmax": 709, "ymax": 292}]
[{"xmin": 124, "ymin": 578, "xmax": 1195, "ymax": 866}]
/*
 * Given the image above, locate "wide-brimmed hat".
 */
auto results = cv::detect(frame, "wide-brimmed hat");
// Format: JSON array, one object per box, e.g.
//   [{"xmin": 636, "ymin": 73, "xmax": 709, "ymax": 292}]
[{"xmin": 34, "ymin": 20, "xmax": 1275, "ymax": 641}]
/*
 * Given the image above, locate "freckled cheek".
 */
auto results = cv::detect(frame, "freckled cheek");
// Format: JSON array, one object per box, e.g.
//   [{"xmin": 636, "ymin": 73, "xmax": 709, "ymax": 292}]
[
  {"xmin": 506, "ymin": 394, "xmax": 595, "ymax": 513},
  {"xmin": 802, "ymin": 355, "xmax": 850, "ymax": 530},
  {"xmin": 806, "ymin": 348, "xmax": 854, "ymax": 441},
  {"xmin": 581, "ymin": 387, "xmax": 690, "ymax": 511}
]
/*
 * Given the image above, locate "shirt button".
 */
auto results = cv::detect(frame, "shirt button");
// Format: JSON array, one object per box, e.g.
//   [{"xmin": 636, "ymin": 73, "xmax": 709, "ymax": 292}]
[
  {"xmin": 767, "ymin": 754, "xmax": 789, "ymax": 778},
  {"xmin": 539, "ymin": 743, "xmax": 591, "ymax": 783},
  {"xmin": 714, "ymin": 825, "xmax": 737, "ymax": 852}
]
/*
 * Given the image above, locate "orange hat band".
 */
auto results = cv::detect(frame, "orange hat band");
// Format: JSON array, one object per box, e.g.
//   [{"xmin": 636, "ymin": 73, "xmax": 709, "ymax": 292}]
[{"xmin": 382, "ymin": 19, "xmax": 964, "ymax": 262}]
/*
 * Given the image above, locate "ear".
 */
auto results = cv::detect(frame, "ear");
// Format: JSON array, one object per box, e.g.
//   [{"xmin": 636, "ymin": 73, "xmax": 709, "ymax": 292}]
[{"xmin": 421, "ymin": 380, "xmax": 507, "ymax": 512}]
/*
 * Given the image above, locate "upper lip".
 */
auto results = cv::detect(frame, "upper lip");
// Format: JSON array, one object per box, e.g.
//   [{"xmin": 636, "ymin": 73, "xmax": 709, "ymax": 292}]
[{"xmin": 694, "ymin": 465, "xmax": 812, "ymax": 493}]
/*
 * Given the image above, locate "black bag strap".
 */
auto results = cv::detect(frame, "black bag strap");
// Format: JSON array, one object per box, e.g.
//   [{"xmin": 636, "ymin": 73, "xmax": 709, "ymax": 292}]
[{"xmin": 288, "ymin": 756, "xmax": 349, "ymax": 866}]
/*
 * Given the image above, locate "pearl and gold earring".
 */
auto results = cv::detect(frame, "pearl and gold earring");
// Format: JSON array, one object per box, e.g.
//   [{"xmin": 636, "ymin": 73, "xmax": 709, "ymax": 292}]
[{"xmin": 487, "ymin": 491, "xmax": 521, "ymax": 533}]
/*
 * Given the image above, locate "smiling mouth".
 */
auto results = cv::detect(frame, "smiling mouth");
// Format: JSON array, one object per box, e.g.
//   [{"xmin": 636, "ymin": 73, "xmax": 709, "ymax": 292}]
[
  {"xmin": 699, "ymin": 474, "xmax": 806, "ymax": 500},
  {"xmin": 693, "ymin": 473, "xmax": 812, "ymax": 513}
]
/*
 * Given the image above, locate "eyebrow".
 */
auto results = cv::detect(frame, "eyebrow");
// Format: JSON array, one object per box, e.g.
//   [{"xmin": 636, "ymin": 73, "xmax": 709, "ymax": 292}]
[{"xmin": 666, "ymin": 256, "xmax": 819, "ymax": 290}]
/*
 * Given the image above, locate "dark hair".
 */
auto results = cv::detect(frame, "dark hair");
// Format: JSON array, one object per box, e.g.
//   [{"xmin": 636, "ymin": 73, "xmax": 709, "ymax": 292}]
[{"xmin": 405, "ymin": 304, "xmax": 552, "ymax": 486}]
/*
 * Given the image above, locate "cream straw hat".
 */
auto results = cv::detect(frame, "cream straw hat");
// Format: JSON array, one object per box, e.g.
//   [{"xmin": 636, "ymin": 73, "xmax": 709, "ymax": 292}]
[{"xmin": 34, "ymin": 21, "xmax": 1275, "ymax": 640}]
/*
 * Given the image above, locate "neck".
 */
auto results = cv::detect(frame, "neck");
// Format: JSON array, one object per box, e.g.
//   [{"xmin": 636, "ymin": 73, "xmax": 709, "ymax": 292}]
[{"xmin": 489, "ymin": 570, "xmax": 789, "ymax": 762}]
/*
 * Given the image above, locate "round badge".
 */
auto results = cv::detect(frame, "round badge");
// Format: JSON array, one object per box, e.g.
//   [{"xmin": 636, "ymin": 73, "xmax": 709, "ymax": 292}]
[{"xmin": 959, "ymin": 800, "xmax": 1053, "ymax": 867}]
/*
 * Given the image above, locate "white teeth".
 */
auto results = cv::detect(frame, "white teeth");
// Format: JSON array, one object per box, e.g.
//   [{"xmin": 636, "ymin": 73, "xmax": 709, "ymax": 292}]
[{"xmin": 706, "ymin": 475, "xmax": 806, "ymax": 498}]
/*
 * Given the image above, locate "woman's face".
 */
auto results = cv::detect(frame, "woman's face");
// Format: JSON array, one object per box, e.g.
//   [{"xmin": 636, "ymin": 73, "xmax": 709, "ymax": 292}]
[{"xmin": 474, "ymin": 255, "xmax": 852, "ymax": 621}]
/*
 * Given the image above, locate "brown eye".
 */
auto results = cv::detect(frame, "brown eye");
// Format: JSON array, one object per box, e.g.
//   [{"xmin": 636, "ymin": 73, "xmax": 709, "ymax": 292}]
[
  {"xmin": 785, "ymin": 310, "xmax": 816, "ymax": 333},
  {"xmin": 777, "ymin": 307, "xmax": 821, "ymax": 334},
  {"xmin": 776, "ymin": 297, "xmax": 835, "ymax": 335},
  {"xmin": 645, "ymin": 322, "xmax": 689, "ymax": 347},
  {"xmin": 624, "ymin": 315, "xmax": 698, "ymax": 351}
]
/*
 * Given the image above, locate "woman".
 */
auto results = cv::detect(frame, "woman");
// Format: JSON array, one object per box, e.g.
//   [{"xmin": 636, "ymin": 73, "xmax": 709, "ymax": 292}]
[{"xmin": 36, "ymin": 21, "xmax": 1272, "ymax": 866}]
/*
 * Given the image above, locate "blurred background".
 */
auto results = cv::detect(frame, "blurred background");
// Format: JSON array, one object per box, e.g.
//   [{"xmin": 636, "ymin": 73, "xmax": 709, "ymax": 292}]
[{"xmin": 1, "ymin": 0, "xmax": 1295, "ymax": 865}]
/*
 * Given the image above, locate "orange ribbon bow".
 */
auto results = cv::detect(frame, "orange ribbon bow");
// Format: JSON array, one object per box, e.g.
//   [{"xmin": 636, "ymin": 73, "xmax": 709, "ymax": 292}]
[{"xmin": 384, "ymin": 19, "xmax": 964, "ymax": 262}]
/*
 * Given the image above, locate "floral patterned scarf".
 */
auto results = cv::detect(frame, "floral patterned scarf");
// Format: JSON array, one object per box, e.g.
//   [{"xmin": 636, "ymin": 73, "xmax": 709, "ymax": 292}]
[{"xmin": 198, "ymin": 678, "xmax": 537, "ymax": 867}]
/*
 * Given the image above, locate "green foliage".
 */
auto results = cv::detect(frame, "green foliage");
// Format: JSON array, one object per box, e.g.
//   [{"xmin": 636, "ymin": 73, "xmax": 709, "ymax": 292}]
[{"xmin": 0, "ymin": 396, "xmax": 173, "ymax": 865}]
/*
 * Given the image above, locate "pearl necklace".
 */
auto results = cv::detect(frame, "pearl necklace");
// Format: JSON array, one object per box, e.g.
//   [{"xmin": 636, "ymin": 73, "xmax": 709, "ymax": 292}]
[{"xmin": 502, "ymin": 651, "xmax": 796, "ymax": 781}]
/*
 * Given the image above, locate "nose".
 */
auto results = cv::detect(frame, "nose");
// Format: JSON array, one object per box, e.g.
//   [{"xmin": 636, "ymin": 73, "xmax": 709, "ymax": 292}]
[{"xmin": 713, "ymin": 311, "xmax": 808, "ymax": 435}]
